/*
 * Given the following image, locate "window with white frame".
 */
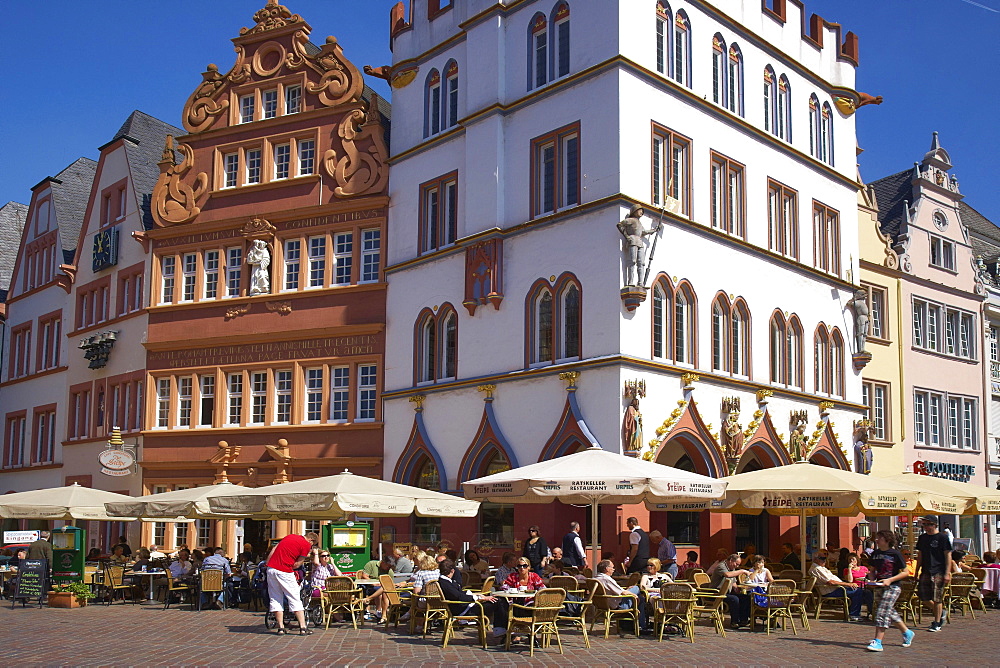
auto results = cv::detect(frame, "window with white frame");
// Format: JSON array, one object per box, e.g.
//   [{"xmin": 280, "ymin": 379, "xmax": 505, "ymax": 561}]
[
  {"xmin": 285, "ymin": 85, "xmax": 301, "ymax": 114},
  {"xmin": 672, "ymin": 10, "xmax": 690, "ymax": 86},
  {"xmin": 305, "ymin": 368, "xmax": 323, "ymax": 422},
  {"xmin": 153, "ymin": 522, "xmax": 166, "ymax": 547},
  {"xmin": 298, "ymin": 139, "xmax": 315, "ymax": 176},
  {"xmin": 930, "ymin": 235, "xmax": 956, "ymax": 270},
  {"xmin": 226, "ymin": 247, "xmax": 242, "ymax": 297},
  {"xmin": 5, "ymin": 416, "xmax": 26, "ymax": 468},
  {"xmin": 862, "ymin": 380, "xmax": 889, "ymax": 441},
  {"xmin": 532, "ymin": 124, "xmax": 580, "ymax": 218},
  {"xmin": 160, "ymin": 256, "xmax": 175, "ymax": 304},
  {"xmin": 330, "ymin": 366, "xmax": 349, "ymax": 422},
  {"xmin": 204, "ymin": 250, "xmax": 219, "ymax": 299},
  {"xmin": 239, "ymin": 94, "xmax": 255, "ymax": 124},
  {"xmin": 262, "ymin": 89, "xmax": 278, "ymax": 119},
  {"xmin": 274, "ymin": 143, "xmax": 291, "ymax": 180},
  {"xmin": 915, "ymin": 389, "xmax": 977, "ymax": 450},
  {"xmin": 200, "ymin": 375, "xmax": 215, "ymax": 427},
  {"xmin": 712, "ymin": 34, "xmax": 726, "ymax": 106},
  {"xmin": 863, "ymin": 283, "xmax": 887, "ymax": 340},
  {"xmin": 652, "ymin": 125, "xmax": 690, "ymax": 216},
  {"xmin": 283, "ymin": 240, "xmax": 300, "ymax": 290},
  {"xmin": 223, "ymin": 153, "xmax": 239, "ymax": 188},
  {"xmin": 275, "ymin": 370, "xmax": 292, "ymax": 424},
  {"xmin": 178, "ymin": 376, "xmax": 193, "ymax": 427},
  {"xmin": 334, "ymin": 233, "xmax": 353, "ymax": 285},
  {"xmin": 361, "ymin": 229, "xmax": 380, "ymax": 283},
  {"xmin": 227, "ymin": 373, "xmax": 243, "ymax": 425},
  {"xmin": 726, "ymin": 44, "xmax": 743, "ymax": 116},
  {"xmin": 174, "ymin": 522, "xmax": 188, "ymax": 549},
  {"xmin": 308, "ymin": 236, "xmax": 326, "ymax": 288},
  {"xmin": 181, "ymin": 253, "xmax": 197, "ymax": 302},
  {"xmin": 358, "ymin": 364, "xmax": 377, "ymax": 420},
  {"xmin": 420, "ymin": 173, "xmax": 458, "ymax": 253},
  {"xmin": 445, "ymin": 61, "xmax": 459, "ymax": 129},
  {"xmin": 655, "ymin": 2, "xmax": 670, "ymax": 75},
  {"xmin": 529, "ymin": 14, "xmax": 548, "ymax": 89},
  {"xmin": 912, "ymin": 297, "xmax": 976, "ymax": 359},
  {"xmin": 34, "ymin": 410, "xmax": 56, "ymax": 464},
  {"xmin": 246, "ymin": 148, "xmax": 262, "ymax": 185},
  {"xmin": 196, "ymin": 519, "xmax": 212, "ymax": 545},
  {"xmin": 710, "ymin": 152, "xmax": 744, "ymax": 237},
  {"xmin": 812, "ymin": 201, "xmax": 840, "ymax": 275},
  {"xmin": 156, "ymin": 378, "xmax": 170, "ymax": 428},
  {"xmin": 250, "ymin": 372, "xmax": 267, "ymax": 425}
]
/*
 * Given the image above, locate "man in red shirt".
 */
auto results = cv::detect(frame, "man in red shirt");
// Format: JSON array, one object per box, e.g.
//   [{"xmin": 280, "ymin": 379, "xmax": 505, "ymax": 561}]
[{"xmin": 266, "ymin": 532, "xmax": 319, "ymax": 634}]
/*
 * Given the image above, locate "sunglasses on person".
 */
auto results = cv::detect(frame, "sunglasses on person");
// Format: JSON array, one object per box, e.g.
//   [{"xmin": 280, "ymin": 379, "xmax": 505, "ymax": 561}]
[
  {"xmin": 517, "ymin": 564, "xmax": 530, "ymax": 569},
  {"xmin": 320, "ymin": 553, "xmax": 331, "ymax": 557}
]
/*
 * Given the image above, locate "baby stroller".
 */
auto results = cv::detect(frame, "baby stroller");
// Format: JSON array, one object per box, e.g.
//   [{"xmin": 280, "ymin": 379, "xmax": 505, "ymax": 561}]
[{"xmin": 261, "ymin": 563, "xmax": 319, "ymax": 629}]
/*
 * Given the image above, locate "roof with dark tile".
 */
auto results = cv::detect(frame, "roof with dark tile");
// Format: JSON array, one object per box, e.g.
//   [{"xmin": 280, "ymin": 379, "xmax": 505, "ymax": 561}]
[
  {"xmin": 869, "ymin": 169, "xmax": 912, "ymax": 240},
  {"xmin": 47, "ymin": 158, "xmax": 98, "ymax": 255},
  {"xmin": 0, "ymin": 201, "xmax": 28, "ymax": 293},
  {"xmin": 109, "ymin": 111, "xmax": 184, "ymax": 231}
]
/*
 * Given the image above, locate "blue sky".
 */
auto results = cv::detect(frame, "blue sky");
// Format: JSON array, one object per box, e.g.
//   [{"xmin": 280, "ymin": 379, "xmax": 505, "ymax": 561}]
[{"xmin": 2, "ymin": 0, "xmax": 997, "ymax": 222}]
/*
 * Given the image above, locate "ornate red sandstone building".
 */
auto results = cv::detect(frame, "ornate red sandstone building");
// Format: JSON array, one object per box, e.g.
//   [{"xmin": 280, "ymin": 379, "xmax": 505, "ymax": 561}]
[{"xmin": 141, "ymin": 1, "xmax": 389, "ymax": 550}]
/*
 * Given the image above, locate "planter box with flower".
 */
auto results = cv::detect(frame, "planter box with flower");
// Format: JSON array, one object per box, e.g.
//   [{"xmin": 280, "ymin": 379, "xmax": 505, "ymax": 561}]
[{"xmin": 48, "ymin": 582, "xmax": 96, "ymax": 608}]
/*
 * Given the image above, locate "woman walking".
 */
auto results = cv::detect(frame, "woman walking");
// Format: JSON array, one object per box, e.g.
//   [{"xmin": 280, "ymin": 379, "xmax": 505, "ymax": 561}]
[{"xmin": 866, "ymin": 531, "xmax": 915, "ymax": 652}]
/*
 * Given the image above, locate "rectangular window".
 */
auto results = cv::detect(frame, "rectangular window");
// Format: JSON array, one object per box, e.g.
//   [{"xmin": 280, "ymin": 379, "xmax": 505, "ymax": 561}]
[
  {"xmin": 865, "ymin": 284, "xmax": 887, "ymax": 340},
  {"xmin": 223, "ymin": 153, "xmax": 239, "ymax": 188},
  {"xmin": 305, "ymin": 368, "xmax": 323, "ymax": 422},
  {"xmin": 197, "ymin": 519, "xmax": 212, "ymax": 546},
  {"xmin": 913, "ymin": 298, "xmax": 976, "ymax": 359},
  {"xmin": 204, "ymin": 250, "xmax": 219, "ymax": 299},
  {"xmin": 239, "ymin": 94, "xmax": 255, "ymax": 123},
  {"xmin": 358, "ymin": 364, "xmax": 377, "ymax": 421},
  {"xmin": 651, "ymin": 126, "xmax": 690, "ymax": 216},
  {"xmin": 246, "ymin": 148, "xmax": 262, "ymax": 185},
  {"xmin": 331, "ymin": 366, "xmax": 349, "ymax": 422},
  {"xmin": 200, "ymin": 375, "xmax": 215, "ymax": 427},
  {"xmin": 531, "ymin": 124, "xmax": 580, "ymax": 218},
  {"xmin": 283, "ymin": 240, "xmax": 300, "ymax": 290},
  {"xmin": 226, "ymin": 247, "xmax": 243, "ymax": 297},
  {"xmin": 948, "ymin": 397, "xmax": 960, "ymax": 448},
  {"xmin": 275, "ymin": 370, "xmax": 292, "ymax": 424},
  {"xmin": 34, "ymin": 410, "xmax": 56, "ymax": 464},
  {"xmin": 152, "ymin": 522, "xmax": 166, "ymax": 548},
  {"xmin": 361, "ymin": 229, "xmax": 380, "ymax": 283},
  {"xmin": 285, "ymin": 85, "xmax": 301, "ymax": 114},
  {"xmin": 862, "ymin": 380, "xmax": 889, "ymax": 441},
  {"xmin": 177, "ymin": 376, "xmax": 192, "ymax": 427},
  {"xmin": 960, "ymin": 313, "xmax": 973, "ymax": 358},
  {"xmin": 913, "ymin": 391, "xmax": 926, "ymax": 445},
  {"xmin": 962, "ymin": 398, "xmax": 977, "ymax": 450},
  {"xmin": 174, "ymin": 522, "xmax": 188, "ymax": 549},
  {"xmin": 930, "ymin": 235, "xmax": 956, "ymax": 271},
  {"xmin": 227, "ymin": 373, "xmax": 243, "ymax": 425},
  {"xmin": 274, "ymin": 144, "xmax": 291, "ymax": 180},
  {"xmin": 181, "ymin": 253, "xmax": 197, "ymax": 302},
  {"xmin": 419, "ymin": 173, "xmax": 458, "ymax": 253},
  {"xmin": 812, "ymin": 202, "xmax": 841, "ymax": 275},
  {"xmin": 308, "ymin": 236, "xmax": 326, "ymax": 287},
  {"xmin": 298, "ymin": 139, "xmax": 315, "ymax": 176},
  {"xmin": 5, "ymin": 416, "xmax": 26, "ymax": 468},
  {"xmin": 250, "ymin": 372, "xmax": 267, "ymax": 425},
  {"xmin": 160, "ymin": 256, "xmax": 175, "ymax": 304},
  {"xmin": 929, "ymin": 393, "xmax": 941, "ymax": 446},
  {"xmin": 334, "ymin": 233, "xmax": 353, "ymax": 285},
  {"xmin": 156, "ymin": 378, "xmax": 171, "ymax": 428},
  {"xmin": 710, "ymin": 152, "xmax": 745, "ymax": 237},
  {"xmin": 767, "ymin": 180, "xmax": 798, "ymax": 258},
  {"xmin": 262, "ymin": 89, "xmax": 278, "ymax": 119}
]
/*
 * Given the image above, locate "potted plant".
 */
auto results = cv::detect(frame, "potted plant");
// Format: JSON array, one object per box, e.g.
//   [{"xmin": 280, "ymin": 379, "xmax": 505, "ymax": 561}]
[{"xmin": 48, "ymin": 582, "xmax": 96, "ymax": 608}]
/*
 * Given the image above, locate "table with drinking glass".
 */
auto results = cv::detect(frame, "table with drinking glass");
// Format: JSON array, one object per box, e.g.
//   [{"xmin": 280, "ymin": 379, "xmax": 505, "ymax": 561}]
[{"xmin": 124, "ymin": 568, "xmax": 166, "ymax": 602}]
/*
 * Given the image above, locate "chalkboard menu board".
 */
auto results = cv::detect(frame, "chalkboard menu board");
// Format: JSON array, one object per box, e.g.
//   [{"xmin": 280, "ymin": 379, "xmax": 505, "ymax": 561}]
[{"xmin": 13, "ymin": 558, "xmax": 47, "ymax": 607}]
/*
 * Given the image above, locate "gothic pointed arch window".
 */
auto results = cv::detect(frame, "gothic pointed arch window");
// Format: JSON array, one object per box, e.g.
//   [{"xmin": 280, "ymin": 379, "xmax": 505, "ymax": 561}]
[
  {"xmin": 814, "ymin": 324, "xmax": 830, "ymax": 394},
  {"xmin": 414, "ymin": 304, "xmax": 459, "ymax": 384},
  {"xmin": 413, "ymin": 456, "xmax": 442, "ymax": 541},
  {"xmin": 769, "ymin": 312, "xmax": 785, "ymax": 384},
  {"xmin": 712, "ymin": 34, "xmax": 727, "ymax": 106},
  {"xmin": 529, "ymin": 285, "xmax": 554, "ymax": 366},
  {"xmin": 655, "ymin": 2, "xmax": 671, "ymax": 75},
  {"xmin": 712, "ymin": 296, "xmax": 730, "ymax": 372},
  {"xmin": 558, "ymin": 280, "xmax": 581, "ymax": 360},
  {"xmin": 763, "ymin": 66, "xmax": 776, "ymax": 134},
  {"xmin": 425, "ymin": 69, "xmax": 442, "ymax": 137},
  {"xmin": 528, "ymin": 12, "xmax": 548, "ymax": 90},
  {"xmin": 478, "ymin": 448, "xmax": 514, "ymax": 546},
  {"xmin": 551, "ymin": 2, "xmax": 571, "ymax": 80},
  {"xmin": 444, "ymin": 60, "xmax": 459, "ymax": 130},
  {"xmin": 731, "ymin": 299, "xmax": 750, "ymax": 376},
  {"xmin": 726, "ymin": 44, "xmax": 743, "ymax": 116},
  {"xmin": 415, "ymin": 456, "xmax": 440, "ymax": 490},
  {"xmin": 526, "ymin": 274, "xmax": 582, "ymax": 367},
  {"xmin": 787, "ymin": 315, "xmax": 802, "ymax": 388},
  {"xmin": 808, "ymin": 94, "xmax": 820, "ymax": 159},
  {"xmin": 652, "ymin": 277, "xmax": 673, "ymax": 359},
  {"xmin": 441, "ymin": 307, "xmax": 458, "ymax": 380},
  {"xmin": 674, "ymin": 281, "xmax": 696, "ymax": 365},
  {"xmin": 417, "ymin": 310, "xmax": 436, "ymax": 384},
  {"xmin": 673, "ymin": 10, "xmax": 691, "ymax": 87},
  {"xmin": 777, "ymin": 75, "xmax": 791, "ymax": 141},
  {"xmin": 821, "ymin": 102, "xmax": 834, "ymax": 166},
  {"xmin": 831, "ymin": 327, "xmax": 845, "ymax": 397}
]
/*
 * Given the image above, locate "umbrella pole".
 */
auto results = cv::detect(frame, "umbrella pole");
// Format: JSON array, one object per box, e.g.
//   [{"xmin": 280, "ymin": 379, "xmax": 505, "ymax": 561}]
[
  {"xmin": 799, "ymin": 509, "xmax": 807, "ymax": 575},
  {"xmin": 591, "ymin": 499, "xmax": 599, "ymax": 571}
]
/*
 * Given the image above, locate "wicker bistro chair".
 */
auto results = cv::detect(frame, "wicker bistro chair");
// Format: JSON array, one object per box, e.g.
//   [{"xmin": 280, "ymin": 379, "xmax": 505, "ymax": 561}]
[
  {"xmin": 683, "ymin": 568, "xmax": 705, "ymax": 582},
  {"xmin": 692, "ymin": 572, "xmax": 711, "ymax": 589},
  {"xmin": 102, "ymin": 565, "xmax": 138, "ymax": 605},
  {"xmin": 197, "ymin": 569, "xmax": 225, "ymax": 611},
  {"xmin": 653, "ymin": 583, "xmax": 697, "ymax": 642},
  {"xmin": 624, "ymin": 572, "xmax": 642, "ymax": 588},
  {"xmin": 789, "ymin": 576, "xmax": 816, "ymax": 631},
  {"xmin": 422, "ymin": 580, "xmax": 489, "ymax": 649},
  {"xmin": 479, "ymin": 576, "xmax": 495, "ymax": 594},
  {"xmin": 555, "ymin": 579, "xmax": 598, "ymax": 648},
  {"xmin": 895, "ymin": 578, "xmax": 921, "ymax": 626},
  {"xmin": 587, "ymin": 578, "xmax": 640, "ymax": 639},
  {"xmin": 779, "ymin": 570, "xmax": 804, "ymax": 582},
  {"xmin": 462, "ymin": 571, "xmax": 483, "ymax": 590},
  {"xmin": 692, "ymin": 579, "xmax": 731, "ymax": 638},
  {"xmin": 162, "ymin": 570, "xmax": 193, "ymax": 610},
  {"xmin": 946, "ymin": 572, "xmax": 977, "ymax": 621},
  {"xmin": 548, "ymin": 576, "xmax": 584, "ymax": 595},
  {"xmin": 749, "ymin": 580, "xmax": 797, "ymax": 635},
  {"xmin": 323, "ymin": 576, "xmax": 366, "ymax": 629},
  {"xmin": 507, "ymin": 588, "xmax": 567, "ymax": 656},
  {"xmin": 970, "ymin": 568, "xmax": 989, "ymax": 611},
  {"xmin": 378, "ymin": 574, "xmax": 411, "ymax": 628},
  {"xmin": 813, "ymin": 580, "xmax": 850, "ymax": 621}
]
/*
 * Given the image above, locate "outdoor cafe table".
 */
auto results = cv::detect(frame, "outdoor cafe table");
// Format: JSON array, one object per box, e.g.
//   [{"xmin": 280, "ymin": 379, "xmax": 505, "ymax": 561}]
[
  {"xmin": 982, "ymin": 569, "xmax": 1000, "ymax": 595},
  {"xmin": 492, "ymin": 591, "xmax": 536, "ymax": 600},
  {"xmin": 125, "ymin": 569, "xmax": 165, "ymax": 602}
]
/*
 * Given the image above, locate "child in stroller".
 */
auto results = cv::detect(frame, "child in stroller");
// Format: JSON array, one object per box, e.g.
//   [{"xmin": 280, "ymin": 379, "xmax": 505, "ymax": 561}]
[{"xmin": 260, "ymin": 562, "xmax": 320, "ymax": 629}]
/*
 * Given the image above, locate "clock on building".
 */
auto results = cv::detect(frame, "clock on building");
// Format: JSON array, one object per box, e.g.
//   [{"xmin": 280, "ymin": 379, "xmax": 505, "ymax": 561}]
[{"xmin": 92, "ymin": 227, "xmax": 119, "ymax": 272}]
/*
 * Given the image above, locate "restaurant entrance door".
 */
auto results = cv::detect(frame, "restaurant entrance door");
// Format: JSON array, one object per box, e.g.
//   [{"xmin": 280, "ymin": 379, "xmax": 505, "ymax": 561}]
[{"xmin": 243, "ymin": 519, "xmax": 271, "ymax": 560}]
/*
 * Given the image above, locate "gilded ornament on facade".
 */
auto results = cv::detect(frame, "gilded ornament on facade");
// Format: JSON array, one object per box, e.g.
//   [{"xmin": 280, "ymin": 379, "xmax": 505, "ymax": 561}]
[
  {"xmin": 681, "ymin": 372, "xmax": 699, "ymax": 387},
  {"xmin": 755, "ymin": 388, "xmax": 773, "ymax": 403},
  {"xmin": 558, "ymin": 371, "xmax": 580, "ymax": 389},
  {"xmin": 224, "ymin": 303, "xmax": 251, "ymax": 320},
  {"xmin": 409, "ymin": 395, "xmax": 425, "ymax": 410},
  {"xmin": 477, "ymin": 384, "xmax": 496, "ymax": 399}
]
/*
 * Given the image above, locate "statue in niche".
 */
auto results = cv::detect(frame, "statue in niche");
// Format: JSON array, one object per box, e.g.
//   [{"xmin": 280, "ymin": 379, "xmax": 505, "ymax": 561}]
[
  {"xmin": 247, "ymin": 239, "xmax": 271, "ymax": 295},
  {"xmin": 617, "ymin": 205, "xmax": 657, "ymax": 286},
  {"xmin": 789, "ymin": 421, "xmax": 808, "ymax": 462},
  {"xmin": 721, "ymin": 410, "xmax": 744, "ymax": 460},
  {"xmin": 621, "ymin": 380, "xmax": 646, "ymax": 455},
  {"xmin": 853, "ymin": 421, "xmax": 874, "ymax": 475},
  {"xmin": 848, "ymin": 289, "xmax": 869, "ymax": 352}
]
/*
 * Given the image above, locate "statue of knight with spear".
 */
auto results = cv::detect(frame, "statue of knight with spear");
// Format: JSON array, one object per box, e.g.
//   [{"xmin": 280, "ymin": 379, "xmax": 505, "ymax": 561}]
[{"xmin": 617, "ymin": 204, "xmax": 665, "ymax": 287}]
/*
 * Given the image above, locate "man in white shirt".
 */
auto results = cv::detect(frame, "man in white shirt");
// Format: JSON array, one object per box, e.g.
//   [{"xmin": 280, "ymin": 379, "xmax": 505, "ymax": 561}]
[
  {"xmin": 594, "ymin": 559, "xmax": 647, "ymax": 633},
  {"xmin": 809, "ymin": 551, "xmax": 872, "ymax": 621},
  {"xmin": 148, "ymin": 544, "xmax": 166, "ymax": 560}
]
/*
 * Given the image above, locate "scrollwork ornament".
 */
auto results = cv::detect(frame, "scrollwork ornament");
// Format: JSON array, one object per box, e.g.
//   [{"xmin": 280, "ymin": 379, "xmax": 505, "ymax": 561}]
[
  {"xmin": 184, "ymin": 64, "xmax": 230, "ymax": 133},
  {"xmin": 324, "ymin": 107, "xmax": 389, "ymax": 197},
  {"xmin": 151, "ymin": 137, "xmax": 208, "ymax": 226}
]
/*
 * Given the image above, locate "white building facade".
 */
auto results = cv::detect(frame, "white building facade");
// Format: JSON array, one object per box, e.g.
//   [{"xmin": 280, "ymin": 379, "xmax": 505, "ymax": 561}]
[{"xmin": 382, "ymin": 0, "xmax": 867, "ymax": 558}]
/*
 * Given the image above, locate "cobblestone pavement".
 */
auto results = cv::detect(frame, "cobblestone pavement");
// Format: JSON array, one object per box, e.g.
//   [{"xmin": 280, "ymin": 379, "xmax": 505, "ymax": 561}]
[{"xmin": 0, "ymin": 600, "xmax": 988, "ymax": 666}]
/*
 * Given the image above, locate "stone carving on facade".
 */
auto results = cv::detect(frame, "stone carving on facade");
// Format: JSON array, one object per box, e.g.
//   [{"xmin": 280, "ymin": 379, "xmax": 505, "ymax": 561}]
[
  {"xmin": 720, "ymin": 397, "xmax": 744, "ymax": 465},
  {"xmin": 242, "ymin": 217, "xmax": 277, "ymax": 240},
  {"xmin": 185, "ymin": 64, "xmax": 230, "ymax": 133},
  {"xmin": 847, "ymin": 289, "xmax": 869, "ymax": 352},
  {"xmin": 463, "ymin": 238, "xmax": 504, "ymax": 315},
  {"xmin": 151, "ymin": 136, "xmax": 208, "ymax": 226},
  {"xmin": 265, "ymin": 300, "xmax": 292, "ymax": 315},
  {"xmin": 621, "ymin": 380, "xmax": 646, "ymax": 457},
  {"xmin": 247, "ymin": 239, "xmax": 272, "ymax": 296},
  {"xmin": 324, "ymin": 105, "xmax": 390, "ymax": 197},
  {"xmin": 788, "ymin": 411, "xmax": 808, "ymax": 462},
  {"xmin": 852, "ymin": 419, "xmax": 874, "ymax": 474},
  {"xmin": 241, "ymin": 0, "xmax": 303, "ymax": 36},
  {"xmin": 309, "ymin": 36, "xmax": 365, "ymax": 108},
  {"xmin": 617, "ymin": 205, "xmax": 658, "ymax": 287},
  {"xmin": 225, "ymin": 303, "xmax": 251, "ymax": 320}
]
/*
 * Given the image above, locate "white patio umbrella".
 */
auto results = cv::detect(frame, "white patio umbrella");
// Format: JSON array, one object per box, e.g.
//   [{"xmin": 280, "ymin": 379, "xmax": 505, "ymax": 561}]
[
  {"xmin": 462, "ymin": 446, "xmax": 727, "ymax": 567},
  {"xmin": 206, "ymin": 470, "xmax": 480, "ymax": 519},
  {"xmin": 881, "ymin": 472, "xmax": 999, "ymax": 515},
  {"xmin": 104, "ymin": 482, "xmax": 249, "ymax": 521},
  {"xmin": 0, "ymin": 483, "xmax": 137, "ymax": 521}
]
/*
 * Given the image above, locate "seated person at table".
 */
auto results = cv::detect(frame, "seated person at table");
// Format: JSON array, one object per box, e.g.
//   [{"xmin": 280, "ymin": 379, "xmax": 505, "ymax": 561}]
[
  {"xmin": 809, "ymin": 551, "xmax": 872, "ymax": 622},
  {"xmin": 148, "ymin": 544, "xmax": 166, "ymax": 560},
  {"xmin": 704, "ymin": 547, "xmax": 731, "ymax": 577},
  {"xmin": 464, "ymin": 549, "xmax": 489, "ymax": 577},
  {"xmin": 393, "ymin": 547, "xmax": 414, "ymax": 575},
  {"xmin": 779, "ymin": 542, "xmax": 801, "ymax": 570},
  {"xmin": 710, "ymin": 553, "xmax": 751, "ymax": 629},
  {"xmin": 200, "ymin": 547, "xmax": 233, "ymax": 608},
  {"xmin": 595, "ymin": 559, "xmax": 648, "ymax": 632},
  {"xmin": 131, "ymin": 548, "xmax": 154, "ymax": 572},
  {"xmin": 544, "ymin": 559, "xmax": 585, "ymax": 582},
  {"xmin": 503, "ymin": 557, "xmax": 545, "ymax": 593},
  {"xmin": 550, "ymin": 547, "xmax": 564, "ymax": 562},
  {"xmin": 85, "ymin": 548, "xmax": 102, "ymax": 562},
  {"xmin": 744, "ymin": 555, "xmax": 773, "ymax": 586},
  {"xmin": 108, "ymin": 544, "xmax": 129, "ymax": 565},
  {"xmin": 494, "ymin": 552, "xmax": 519, "ymax": 586},
  {"xmin": 410, "ymin": 555, "xmax": 440, "ymax": 595},
  {"xmin": 739, "ymin": 544, "xmax": 757, "ymax": 568},
  {"xmin": 437, "ymin": 558, "xmax": 505, "ymax": 639},
  {"xmin": 437, "ymin": 553, "xmax": 462, "ymax": 587},
  {"xmin": 843, "ymin": 553, "xmax": 869, "ymax": 583},
  {"xmin": 678, "ymin": 552, "xmax": 701, "ymax": 578},
  {"xmin": 640, "ymin": 558, "xmax": 671, "ymax": 596},
  {"xmin": 191, "ymin": 549, "xmax": 205, "ymax": 569},
  {"xmin": 0, "ymin": 548, "xmax": 13, "ymax": 566},
  {"xmin": 155, "ymin": 549, "xmax": 194, "ymax": 600},
  {"xmin": 984, "ymin": 552, "xmax": 1000, "ymax": 568},
  {"xmin": 901, "ymin": 548, "xmax": 917, "ymax": 576}
]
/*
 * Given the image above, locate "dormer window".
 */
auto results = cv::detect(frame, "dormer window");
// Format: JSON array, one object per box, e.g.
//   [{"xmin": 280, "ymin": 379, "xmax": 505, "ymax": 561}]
[{"xmin": 930, "ymin": 235, "xmax": 955, "ymax": 271}]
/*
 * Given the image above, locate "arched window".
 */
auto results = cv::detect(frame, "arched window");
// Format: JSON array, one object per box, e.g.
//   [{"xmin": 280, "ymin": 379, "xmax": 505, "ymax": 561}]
[
  {"xmin": 831, "ymin": 328, "xmax": 844, "ymax": 397},
  {"xmin": 559, "ymin": 281, "xmax": 581, "ymax": 360},
  {"xmin": 770, "ymin": 312, "xmax": 802, "ymax": 387},
  {"xmin": 413, "ymin": 456, "xmax": 442, "ymax": 541},
  {"xmin": 425, "ymin": 69, "xmax": 442, "ymax": 137},
  {"xmin": 763, "ymin": 66, "xmax": 776, "ymax": 134},
  {"xmin": 674, "ymin": 282, "xmax": 695, "ymax": 365},
  {"xmin": 673, "ymin": 10, "xmax": 691, "ymax": 87},
  {"xmin": 552, "ymin": 2, "xmax": 570, "ymax": 80},
  {"xmin": 787, "ymin": 316, "xmax": 802, "ymax": 388},
  {"xmin": 712, "ymin": 34, "xmax": 727, "ymax": 106},
  {"xmin": 731, "ymin": 299, "xmax": 750, "ymax": 376},
  {"xmin": 727, "ymin": 44, "xmax": 743, "ymax": 116},
  {"xmin": 444, "ymin": 60, "xmax": 459, "ymax": 130},
  {"xmin": 414, "ymin": 305, "xmax": 458, "ymax": 384},
  {"xmin": 441, "ymin": 309, "xmax": 457, "ymax": 379},
  {"xmin": 417, "ymin": 311, "xmax": 436, "ymax": 383},
  {"xmin": 821, "ymin": 102, "xmax": 834, "ymax": 166},
  {"xmin": 809, "ymin": 94, "xmax": 821, "ymax": 159},
  {"xmin": 652, "ymin": 279, "xmax": 671, "ymax": 359},
  {"xmin": 655, "ymin": 2, "xmax": 671, "ymax": 75},
  {"xmin": 415, "ymin": 457, "xmax": 440, "ymax": 491},
  {"xmin": 777, "ymin": 75, "xmax": 791, "ymax": 141},
  {"xmin": 769, "ymin": 313, "xmax": 785, "ymax": 384},
  {"xmin": 814, "ymin": 324, "xmax": 830, "ymax": 394},
  {"xmin": 529, "ymin": 285, "xmax": 554, "ymax": 365},
  {"xmin": 712, "ymin": 297, "xmax": 729, "ymax": 372},
  {"xmin": 528, "ymin": 13, "xmax": 548, "ymax": 90}
]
